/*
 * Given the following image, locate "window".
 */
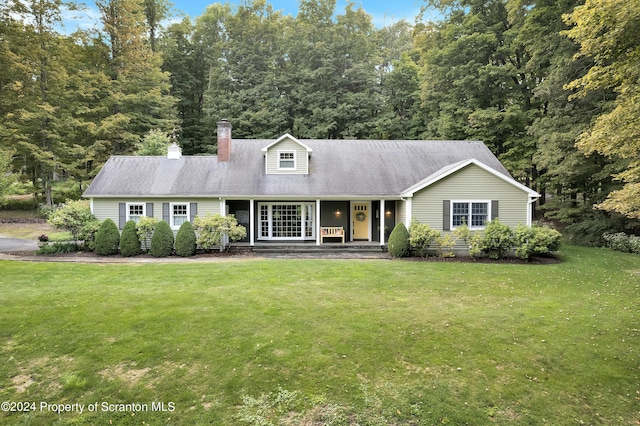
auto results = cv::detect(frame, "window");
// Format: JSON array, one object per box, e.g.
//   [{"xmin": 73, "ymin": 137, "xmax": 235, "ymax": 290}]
[
  {"xmin": 127, "ymin": 203, "xmax": 145, "ymax": 223},
  {"xmin": 451, "ymin": 201, "xmax": 489, "ymax": 229},
  {"xmin": 258, "ymin": 203, "xmax": 315, "ymax": 240},
  {"xmin": 170, "ymin": 203, "xmax": 189, "ymax": 229},
  {"xmin": 278, "ymin": 151, "xmax": 295, "ymax": 169}
]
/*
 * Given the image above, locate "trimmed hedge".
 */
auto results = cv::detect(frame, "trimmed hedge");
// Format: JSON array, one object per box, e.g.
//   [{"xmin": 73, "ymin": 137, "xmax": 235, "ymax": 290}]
[
  {"xmin": 175, "ymin": 221, "xmax": 197, "ymax": 257},
  {"xmin": 120, "ymin": 220, "xmax": 141, "ymax": 257},
  {"xmin": 150, "ymin": 220, "xmax": 174, "ymax": 257},
  {"xmin": 388, "ymin": 222, "xmax": 410, "ymax": 258},
  {"xmin": 94, "ymin": 218, "xmax": 120, "ymax": 256}
]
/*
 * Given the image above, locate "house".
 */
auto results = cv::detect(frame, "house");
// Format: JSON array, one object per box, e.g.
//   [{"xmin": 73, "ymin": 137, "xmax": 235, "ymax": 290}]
[{"xmin": 83, "ymin": 120, "xmax": 540, "ymax": 249}]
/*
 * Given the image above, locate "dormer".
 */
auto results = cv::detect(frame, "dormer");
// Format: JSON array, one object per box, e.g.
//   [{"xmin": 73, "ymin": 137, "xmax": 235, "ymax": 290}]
[{"xmin": 262, "ymin": 134, "xmax": 313, "ymax": 175}]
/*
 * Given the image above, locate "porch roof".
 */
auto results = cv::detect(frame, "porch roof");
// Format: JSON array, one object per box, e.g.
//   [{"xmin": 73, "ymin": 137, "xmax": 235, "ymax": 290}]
[{"xmin": 84, "ymin": 139, "xmax": 510, "ymax": 198}]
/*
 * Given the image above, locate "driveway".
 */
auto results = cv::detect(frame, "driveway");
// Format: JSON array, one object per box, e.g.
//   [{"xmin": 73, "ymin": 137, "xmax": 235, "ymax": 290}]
[{"xmin": 0, "ymin": 238, "xmax": 39, "ymax": 253}]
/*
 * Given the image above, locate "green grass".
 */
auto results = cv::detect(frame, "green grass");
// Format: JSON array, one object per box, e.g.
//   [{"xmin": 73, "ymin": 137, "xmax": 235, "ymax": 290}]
[{"xmin": 0, "ymin": 246, "xmax": 638, "ymax": 425}]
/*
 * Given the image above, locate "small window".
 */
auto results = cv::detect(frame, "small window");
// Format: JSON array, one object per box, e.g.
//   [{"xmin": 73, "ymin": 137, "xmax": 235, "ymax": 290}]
[
  {"xmin": 278, "ymin": 151, "xmax": 295, "ymax": 169},
  {"xmin": 171, "ymin": 203, "xmax": 189, "ymax": 229},
  {"xmin": 127, "ymin": 203, "xmax": 145, "ymax": 223},
  {"xmin": 451, "ymin": 201, "xmax": 489, "ymax": 229}
]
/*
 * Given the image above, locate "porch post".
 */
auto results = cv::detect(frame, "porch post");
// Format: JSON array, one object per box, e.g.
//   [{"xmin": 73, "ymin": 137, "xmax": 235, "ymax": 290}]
[
  {"xmin": 316, "ymin": 199, "xmax": 321, "ymax": 245},
  {"xmin": 249, "ymin": 199, "xmax": 255, "ymax": 246},
  {"xmin": 405, "ymin": 197, "xmax": 412, "ymax": 228},
  {"xmin": 380, "ymin": 199, "xmax": 386, "ymax": 246}
]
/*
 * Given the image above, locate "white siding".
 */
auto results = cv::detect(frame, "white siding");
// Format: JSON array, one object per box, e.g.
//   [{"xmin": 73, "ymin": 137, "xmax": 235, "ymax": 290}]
[
  {"xmin": 265, "ymin": 138, "xmax": 309, "ymax": 174},
  {"xmin": 411, "ymin": 164, "xmax": 530, "ymax": 231}
]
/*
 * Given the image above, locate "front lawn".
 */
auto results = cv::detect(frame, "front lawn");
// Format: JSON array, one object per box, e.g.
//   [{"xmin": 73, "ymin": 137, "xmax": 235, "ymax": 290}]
[{"xmin": 0, "ymin": 246, "xmax": 638, "ymax": 425}]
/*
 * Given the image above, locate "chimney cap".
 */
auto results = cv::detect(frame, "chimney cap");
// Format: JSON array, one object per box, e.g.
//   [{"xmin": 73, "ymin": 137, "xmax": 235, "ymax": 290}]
[{"xmin": 167, "ymin": 142, "xmax": 182, "ymax": 159}]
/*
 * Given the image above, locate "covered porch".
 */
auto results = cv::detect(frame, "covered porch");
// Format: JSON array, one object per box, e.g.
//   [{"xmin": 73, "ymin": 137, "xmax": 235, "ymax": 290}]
[{"xmin": 225, "ymin": 199, "xmax": 398, "ymax": 247}]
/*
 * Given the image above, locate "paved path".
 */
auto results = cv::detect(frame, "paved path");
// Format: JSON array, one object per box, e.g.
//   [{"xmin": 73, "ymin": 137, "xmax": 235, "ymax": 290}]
[{"xmin": 0, "ymin": 237, "xmax": 38, "ymax": 253}]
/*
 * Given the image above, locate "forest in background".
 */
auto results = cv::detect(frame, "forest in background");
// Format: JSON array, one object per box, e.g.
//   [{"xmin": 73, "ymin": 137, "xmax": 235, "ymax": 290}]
[{"xmin": 1, "ymin": 0, "xmax": 638, "ymax": 244}]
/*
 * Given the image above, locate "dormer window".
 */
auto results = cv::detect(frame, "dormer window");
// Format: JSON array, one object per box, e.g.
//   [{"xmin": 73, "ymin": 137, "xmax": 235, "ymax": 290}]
[{"xmin": 278, "ymin": 151, "xmax": 296, "ymax": 170}]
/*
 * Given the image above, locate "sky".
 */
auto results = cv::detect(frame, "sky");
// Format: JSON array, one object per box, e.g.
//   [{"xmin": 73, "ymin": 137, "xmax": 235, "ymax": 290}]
[{"xmin": 61, "ymin": 0, "xmax": 439, "ymax": 32}]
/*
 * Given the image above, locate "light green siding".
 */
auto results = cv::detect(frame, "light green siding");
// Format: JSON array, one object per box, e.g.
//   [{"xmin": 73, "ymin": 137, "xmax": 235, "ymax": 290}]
[
  {"xmin": 265, "ymin": 137, "xmax": 309, "ymax": 174},
  {"xmin": 396, "ymin": 199, "xmax": 407, "ymax": 227},
  {"xmin": 91, "ymin": 198, "xmax": 221, "ymax": 225},
  {"xmin": 411, "ymin": 164, "xmax": 530, "ymax": 231}
]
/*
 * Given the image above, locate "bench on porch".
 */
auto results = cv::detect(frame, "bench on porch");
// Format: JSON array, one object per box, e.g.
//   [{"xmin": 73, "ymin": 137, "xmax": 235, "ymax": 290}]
[{"xmin": 320, "ymin": 226, "xmax": 345, "ymax": 244}]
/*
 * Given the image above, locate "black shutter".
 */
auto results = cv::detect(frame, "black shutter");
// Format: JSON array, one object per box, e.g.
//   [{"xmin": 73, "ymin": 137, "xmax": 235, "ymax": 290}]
[
  {"xmin": 119, "ymin": 203, "xmax": 126, "ymax": 230},
  {"xmin": 163, "ymin": 203, "xmax": 170, "ymax": 223},
  {"xmin": 443, "ymin": 200, "xmax": 450, "ymax": 231},
  {"xmin": 146, "ymin": 202, "xmax": 154, "ymax": 218},
  {"xmin": 491, "ymin": 200, "xmax": 499, "ymax": 220},
  {"xmin": 190, "ymin": 203, "xmax": 197, "ymax": 222}
]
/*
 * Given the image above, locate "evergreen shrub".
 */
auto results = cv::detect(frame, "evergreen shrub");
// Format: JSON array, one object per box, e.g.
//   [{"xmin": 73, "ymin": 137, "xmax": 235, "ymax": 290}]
[
  {"xmin": 388, "ymin": 222, "xmax": 410, "ymax": 258},
  {"xmin": 150, "ymin": 220, "xmax": 174, "ymax": 257},
  {"xmin": 120, "ymin": 220, "xmax": 141, "ymax": 257},
  {"xmin": 175, "ymin": 221, "xmax": 197, "ymax": 257},
  {"xmin": 95, "ymin": 218, "xmax": 120, "ymax": 256},
  {"xmin": 515, "ymin": 224, "xmax": 562, "ymax": 260},
  {"xmin": 477, "ymin": 219, "xmax": 514, "ymax": 259}
]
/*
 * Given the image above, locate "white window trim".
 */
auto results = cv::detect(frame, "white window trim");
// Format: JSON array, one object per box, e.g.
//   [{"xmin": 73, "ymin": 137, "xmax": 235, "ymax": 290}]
[
  {"xmin": 277, "ymin": 150, "xmax": 296, "ymax": 170},
  {"xmin": 450, "ymin": 200, "xmax": 491, "ymax": 230},
  {"xmin": 257, "ymin": 202, "xmax": 315, "ymax": 241},
  {"xmin": 169, "ymin": 202, "xmax": 190, "ymax": 230},
  {"xmin": 126, "ymin": 202, "xmax": 146, "ymax": 223}
]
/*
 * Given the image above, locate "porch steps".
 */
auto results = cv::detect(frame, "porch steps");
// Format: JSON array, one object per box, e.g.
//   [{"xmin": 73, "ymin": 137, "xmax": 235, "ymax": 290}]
[{"xmin": 236, "ymin": 243, "xmax": 389, "ymax": 258}]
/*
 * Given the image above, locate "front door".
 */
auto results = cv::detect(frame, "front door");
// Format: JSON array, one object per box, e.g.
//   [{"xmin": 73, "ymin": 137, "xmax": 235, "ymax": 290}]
[{"xmin": 352, "ymin": 202, "xmax": 370, "ymax": 240}]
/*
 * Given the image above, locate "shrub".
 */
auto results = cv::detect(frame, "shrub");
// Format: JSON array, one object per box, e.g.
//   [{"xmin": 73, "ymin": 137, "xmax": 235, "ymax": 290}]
[
  {"xmin": 408, "ymin": 220, "xmax": 440, "ymax": 257},
  {"xmin": 477, "ymin": 219, "xmax": 514, "ymax": 259},
  {"xmin": 603, "ymin": 232, "xmax": 640, "ymax": 254},
  {"xmin": 515, "ymin": 224, "xmax": 563, "ymax": 260},
  {"xmin": 35, "ymin": 242, "xmax": 79, "ymax": 255},
  {"xmin": 150, "ymin": 220, "xmax": 174, "ymax": 257},
  {"xmin": 94, "ymin": 219, "xmax": 120, "ymax": 256},
  {"xmin": 387, "ymin": 222, "xmax": 410, "ymax": 258},
  {"xmin": 120, "ymin": 220, "xmax": 141, "ymax": 257},
  {"xmin": 47, "ymin": 199, "xmax": 98, "ymax": 247},
  {"xmin": 436, "ymin": 233, "xmax": 456, "ymax": 257},
  {"xmin": 136, "ymin": 216, "xmax": 160, "ymax": 252},
  {"xmin": 193, "ymin": 214, "xmax": 246, "ymax": 251},
  {"xmin": 175, "ymin": 221, "xmax": 197, "ymax": 257}
]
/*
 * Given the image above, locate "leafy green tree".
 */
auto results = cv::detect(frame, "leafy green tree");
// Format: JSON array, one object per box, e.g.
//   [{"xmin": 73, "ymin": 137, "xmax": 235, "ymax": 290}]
[
  {"xmin": 47, "ymin": 199, "xmax": 98, "ymax": 247},
  {"xmin": 120, "ymin": 219, "xmax": 141, "ymax": 257},
  {"xmin": 135, "ymin": 129, "xmax": 172, "ymax": 155},
  {"xmin": 96, "ymin": 0, "xmax": 177, "ymax": 154},
  {"xmin": 564, "ymin": 0, "xmax": 640, "ymax": 220},
  {"xmin": 95, "ymin": 218, "xmax": 120, "ymax": 255},
  {"xmin": 0, "ymin": 149, "xmax": 17, "ymax": 206}
]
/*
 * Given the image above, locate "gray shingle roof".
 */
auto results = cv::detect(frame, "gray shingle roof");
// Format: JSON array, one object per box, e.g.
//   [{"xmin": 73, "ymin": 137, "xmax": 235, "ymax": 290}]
[{"xmin": 83, "ymin": 139, "xmax": 511, "ymax": 198}]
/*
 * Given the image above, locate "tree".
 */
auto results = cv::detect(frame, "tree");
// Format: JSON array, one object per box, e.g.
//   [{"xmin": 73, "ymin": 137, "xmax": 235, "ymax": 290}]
[
  {"xmin": 564, "ymin": 0, "xmax": 640, "ymax": 220},
  {"xmin": 96, "ymin": 0, "xmax": 177, "ymax": 155},
  {"xmin": 135, "ymin": 129, "xmax": 172, "ymax": 155},
  {"xmin": 47, "ymin": 199, "xmax": 98, "ymax": 247},
  {"xmin": 0, "ymin": 149, "xmax": 17, "ymax": 206}
]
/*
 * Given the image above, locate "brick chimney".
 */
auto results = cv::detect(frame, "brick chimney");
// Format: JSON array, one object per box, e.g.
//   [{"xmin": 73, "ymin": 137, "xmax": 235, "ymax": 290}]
[{"xmin": 217, "ymin": 119, "xmax": 232, "ymax": 162}]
